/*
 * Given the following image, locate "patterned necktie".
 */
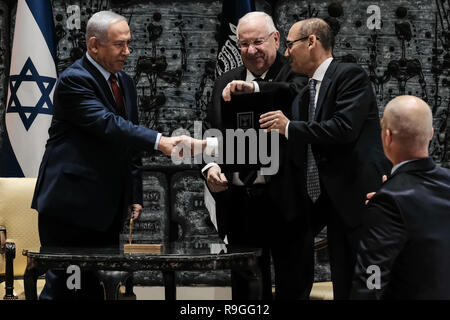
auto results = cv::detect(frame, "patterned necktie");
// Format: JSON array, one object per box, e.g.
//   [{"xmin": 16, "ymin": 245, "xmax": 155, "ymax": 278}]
[
  {"xmin": 109, "ymin": 74, "xmax": 127, "ymax": 119},
  {"xmin": 306, "ymin": 79, "xmax": 321, "ymax": 202},
  {"xmin": 238, "ymin": 77, "xmax": 264, "ymax": 186}
]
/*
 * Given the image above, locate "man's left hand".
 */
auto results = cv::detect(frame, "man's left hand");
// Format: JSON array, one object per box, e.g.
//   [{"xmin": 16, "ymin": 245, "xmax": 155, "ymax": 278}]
[
  {"xmin": 129, "ymin": 204, "xmax": 143, "ymax": 220},
  {"xmin": 260, "ymin": 110, "xmax": 289, "ymax": 136}
]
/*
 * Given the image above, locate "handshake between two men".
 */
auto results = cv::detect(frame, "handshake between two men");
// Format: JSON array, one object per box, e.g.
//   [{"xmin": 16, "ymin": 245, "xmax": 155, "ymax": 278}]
[{"xmin": 157, "ymin": 135, "xmax": 207, "ymax": 159}]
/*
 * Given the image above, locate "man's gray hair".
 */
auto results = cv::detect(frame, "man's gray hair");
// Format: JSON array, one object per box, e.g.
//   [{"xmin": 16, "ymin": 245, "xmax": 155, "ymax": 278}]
[
  {"xmin": 86, "ymin": 11, "xmax": 127, "ymax": 45},
  {"xmin": 236, "ymin": 11, "xmax": 277, "ymax": 38}
]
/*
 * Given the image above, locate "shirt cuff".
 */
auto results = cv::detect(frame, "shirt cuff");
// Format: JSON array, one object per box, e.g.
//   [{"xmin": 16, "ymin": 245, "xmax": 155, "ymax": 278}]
[
  {"xmin": 201, "ymin": 162, "xmax": 220, "ymax": 178},
  {"xmin": 253, "ymin": 81, "xmax": 260, "ymax": 92},
  {"xmin": 154, "ymin": 133, "xmax": 162, "ymax": 150},
  {"xmin": 205, "ymin": 137, "xmax": 219, "ymax": 157},
  {"xmin": 285, "ymin": 121, "xmax": 290, "ymax": 139}
]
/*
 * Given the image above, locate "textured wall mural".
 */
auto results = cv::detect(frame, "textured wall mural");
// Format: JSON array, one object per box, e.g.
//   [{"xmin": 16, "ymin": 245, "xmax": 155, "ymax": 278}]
[{"xmin": 1, "ymin": 0, "xmax": 449, "ymax": 287}]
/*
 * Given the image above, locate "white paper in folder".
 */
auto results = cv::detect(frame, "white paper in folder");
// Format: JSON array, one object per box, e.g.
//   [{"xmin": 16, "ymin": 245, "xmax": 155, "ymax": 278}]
[{"xmin": 204, "ymin": 182, "xmax": 228, "ymax": 244}]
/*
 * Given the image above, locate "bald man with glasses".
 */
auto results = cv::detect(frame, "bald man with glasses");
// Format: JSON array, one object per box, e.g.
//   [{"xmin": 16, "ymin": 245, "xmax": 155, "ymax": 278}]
[{"xmin": 203, "ymin": 11, "xmax": 308, "ymax": 299}]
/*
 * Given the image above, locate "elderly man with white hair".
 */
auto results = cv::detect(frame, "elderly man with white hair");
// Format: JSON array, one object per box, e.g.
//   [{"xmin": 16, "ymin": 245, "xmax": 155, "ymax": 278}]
[{"xmin": 203, "ymin": 11, "xmax": 308, "ymax": 299}]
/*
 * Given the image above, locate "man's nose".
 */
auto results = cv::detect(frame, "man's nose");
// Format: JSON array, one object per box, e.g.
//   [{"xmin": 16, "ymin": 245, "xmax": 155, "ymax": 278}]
[
  {"xmin": 124, "ymin": 46, "xmax": 130, "ymax": 56},
  {"xmin": 284, "ymin": 48, "xmax": 290, "ymax": 57},
  {"xmin": 247, "ymin": 44, "xmax": 258, "ymax": 55}
]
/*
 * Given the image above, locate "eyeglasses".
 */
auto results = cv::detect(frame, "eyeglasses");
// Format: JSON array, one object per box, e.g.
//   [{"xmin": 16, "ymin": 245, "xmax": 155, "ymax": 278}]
[
  {"xmin": 285, "ymin": 35, "xmax": 320, "ymax": 50},
  {"xmin": 237, "ymin": 32, "xmax": 274, "ymax": 49}
]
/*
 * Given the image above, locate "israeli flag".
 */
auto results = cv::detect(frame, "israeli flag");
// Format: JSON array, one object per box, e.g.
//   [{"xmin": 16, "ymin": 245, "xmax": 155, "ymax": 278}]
[{"xmin": 0, "ymin": 0, "xmax": 56, "ymax": 177}]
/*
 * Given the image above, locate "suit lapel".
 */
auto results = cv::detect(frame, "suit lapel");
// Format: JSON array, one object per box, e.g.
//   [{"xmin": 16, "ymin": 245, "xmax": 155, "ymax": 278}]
[
  {"xmin": 315, "ymin": 60, "xmax": 337, "ymax": 120},
  {"xmin": 239, "ymin": 67, "xmax": 247, "ymax": 80},
  {"xmin": 299, "ymin": 87, "xmax": 310, "ymax": 121},
  {"xmin": 82, "ymin": 56, "xmax": 117, "ymax": 113},
  {"xmin": 264, "ymin": 52, "xmax": 283, "ymax": 81}
]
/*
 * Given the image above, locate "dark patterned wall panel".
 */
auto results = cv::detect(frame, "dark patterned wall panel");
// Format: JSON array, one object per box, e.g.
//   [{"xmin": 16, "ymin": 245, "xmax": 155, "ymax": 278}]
[
  {"xmin": 171, "ymin": 170, "xmax": 221, "ymax": 241},
  {"xmin": 120, "ymin": 171, "xmax": 169, "ymax": 243}
]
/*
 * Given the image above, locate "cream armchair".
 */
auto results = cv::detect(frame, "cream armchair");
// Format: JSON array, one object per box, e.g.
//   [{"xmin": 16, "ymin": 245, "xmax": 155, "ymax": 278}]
[{"xmin": 0, "ymin": 178, "xmax": 40, "ymax": 300}]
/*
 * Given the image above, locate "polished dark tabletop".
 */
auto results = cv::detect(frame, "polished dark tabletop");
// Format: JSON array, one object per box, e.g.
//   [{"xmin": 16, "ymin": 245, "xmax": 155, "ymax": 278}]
[{"xmin": 23, "ymin": 242, "xmax": 262, "ymax": 270}]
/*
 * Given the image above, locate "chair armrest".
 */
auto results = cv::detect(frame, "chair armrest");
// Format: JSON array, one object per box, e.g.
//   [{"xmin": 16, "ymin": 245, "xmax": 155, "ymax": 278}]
[
  {"xmin": 3, "ymin": 241, "xmax": 18, "ymax": 299},
  {"xmin": 0, "ymin": 226, "xmax": 6, "ymax": 254}
]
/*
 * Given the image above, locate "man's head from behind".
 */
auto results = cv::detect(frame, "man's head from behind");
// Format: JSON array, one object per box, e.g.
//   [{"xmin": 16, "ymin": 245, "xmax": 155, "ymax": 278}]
[
  {"xmin": 86, "ymin": 11, "xmax": 131, "ymax": 74},
  {"xmin": 236, "ymin": 12, "xmax": 280, "ymax": 77},
  {"xmin": 285, "ymin": 18, "xmax": 334, "ymax": 77},
  {"xmin": 381, "ymin": 95, "xmax": 434, "ymax": 164}
]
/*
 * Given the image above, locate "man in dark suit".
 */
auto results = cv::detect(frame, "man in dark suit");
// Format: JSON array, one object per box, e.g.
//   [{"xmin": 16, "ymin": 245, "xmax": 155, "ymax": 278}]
[
  {"xmin": 203, "ymin": 12, "xmax": 308, "ymax": 299},
  {"xmin": 32, "ymin": 11, "xmax": 204, "ymax": 300},
  {"xmin": 351, "ymin": 95, "xmax": 450, "ymax": 300},
  {"xmin": 259, "ymin": 18, "xmax": 391, "ymax": 299}
]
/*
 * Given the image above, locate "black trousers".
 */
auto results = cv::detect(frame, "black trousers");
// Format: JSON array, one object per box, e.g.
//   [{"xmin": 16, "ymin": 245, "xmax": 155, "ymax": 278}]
[
  {"xmin": 311, "ymin": 189, "xmax": 362, "ymax": 300},
  {"xmin": 226, "ymin": 185, "xmax": 314, "ymax": 300},
  {"xmin": 37, "ymin": 212, "xmax": 123, "ymax": 300}
]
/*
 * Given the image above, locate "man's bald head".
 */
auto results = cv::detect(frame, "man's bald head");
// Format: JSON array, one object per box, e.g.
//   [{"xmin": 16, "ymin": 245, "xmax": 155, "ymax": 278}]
[
  {"xmin": 295, "ymin": 18, "xmax": 334, "ymax": 52},
  {"xmin": 382, "ymin": 95, "xmax": 433, "ymax": 158}
]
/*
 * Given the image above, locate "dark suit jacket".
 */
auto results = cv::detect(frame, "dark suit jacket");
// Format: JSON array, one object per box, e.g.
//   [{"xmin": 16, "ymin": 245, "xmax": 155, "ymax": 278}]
[
  {"xmin": 282, "ymin": 59, "xmax": 391, "ymax": 226},
  {"xmin": 32, "ymin": 56, "xmax": 159, "ymax": 232},
  {"xmin": 206, "ymin": 52, "xmax": 308, "ymax": 239},
  {"xmin": 351, "ymin": 157, "xmax": 450, "ymax": 299}
]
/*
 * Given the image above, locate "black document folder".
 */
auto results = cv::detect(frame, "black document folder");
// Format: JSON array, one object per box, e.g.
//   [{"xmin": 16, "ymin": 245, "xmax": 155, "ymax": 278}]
[
  {"xmin": 220, "ymin": 92, "xmax": 278, "ymax": 171},
  {"xmin": 222, "ymin": 91, "xmax": 275, "ymax": 130}
]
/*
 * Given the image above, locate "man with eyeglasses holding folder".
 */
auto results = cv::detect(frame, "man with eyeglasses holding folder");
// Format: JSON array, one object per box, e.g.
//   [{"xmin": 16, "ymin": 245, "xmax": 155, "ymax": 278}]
[
  {"xmin": 255, "ymin": 18, "xmax": 391, "ymax": 299},
  {"xmin": 203, "ymin": 11, "xmax": 307, "ymax": 299}
]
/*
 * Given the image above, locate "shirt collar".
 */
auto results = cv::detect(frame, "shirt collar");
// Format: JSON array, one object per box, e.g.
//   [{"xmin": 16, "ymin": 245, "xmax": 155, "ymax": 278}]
[
  {"xmin": 391, "ymin": 159, "xmax": 416, "ymax": 174},
  {"xmin": 246, "ymin": 69, "xmax": 268, "ymax": 82},
  {"xmin": 311, "ymin": 57, "xmax": 333, "ymax": 82},
  {"xmin": 86, "ymin": 52, "xmax": 115, "ymax": 82}
]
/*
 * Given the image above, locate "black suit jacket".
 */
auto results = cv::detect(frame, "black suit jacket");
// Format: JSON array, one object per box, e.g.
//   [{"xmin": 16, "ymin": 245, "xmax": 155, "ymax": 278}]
[
  {"xmin": 351, "ymin": 157, "xmax": 450, "ymax": 299},
  {"xmin": 280, "ymin": 59, "xmax": 391, "ymax": 226},
  {"xmin": 206, "ymin": 52, "xmax": 308, "ymax": 239}
]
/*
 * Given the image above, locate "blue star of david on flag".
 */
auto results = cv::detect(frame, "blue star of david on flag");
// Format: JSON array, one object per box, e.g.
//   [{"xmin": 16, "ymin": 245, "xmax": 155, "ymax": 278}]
[{"xmin": 7, "ymin": 57, "xmax": 56, "ymax": 131}]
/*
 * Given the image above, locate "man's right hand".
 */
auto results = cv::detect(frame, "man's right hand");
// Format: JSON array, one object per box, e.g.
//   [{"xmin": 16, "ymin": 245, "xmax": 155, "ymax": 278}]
[
  {"xmin": 222, "ymin": 80, "xmax": 255, "ymax": 101},
  {"xmin": 206, "ymin": 165, "xmax": 228, "ymax": 193},
  {"xmin": 158, "ymin": 135, "xmax": 206, "ymax": 157}
]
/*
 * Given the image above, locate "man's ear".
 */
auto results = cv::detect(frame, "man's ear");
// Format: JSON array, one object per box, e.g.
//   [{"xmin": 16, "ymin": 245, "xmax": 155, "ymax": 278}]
[
  {"xmin": 385, "ymin": 128, "xmax": 393, "ymax": 145},
  {"xmin": 88, "ymin": 37, "xmax": 98, "ymax": 54},
  {"xmin": 273, "ymin": 30, "xmax": 280, "ymax": 48}
]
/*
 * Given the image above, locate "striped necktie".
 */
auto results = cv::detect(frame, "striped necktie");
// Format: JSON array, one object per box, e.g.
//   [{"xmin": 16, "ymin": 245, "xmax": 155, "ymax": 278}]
[{"xmin": 306, "ymin": 79, "xmax": 321, "ymax": 202}]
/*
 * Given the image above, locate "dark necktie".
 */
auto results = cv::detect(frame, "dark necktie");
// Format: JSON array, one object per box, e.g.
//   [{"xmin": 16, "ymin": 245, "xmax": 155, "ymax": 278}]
[
  {"xmin": 109, "ymin": 74, "xmax": 127, "ymax": 119},
  {"xmin": 238, "ymin": 77, "xmax": 264, "ymax": 186},
  {"xmin": 306, "ymin": 79, "xmax": 321, "ymax": 202}
]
